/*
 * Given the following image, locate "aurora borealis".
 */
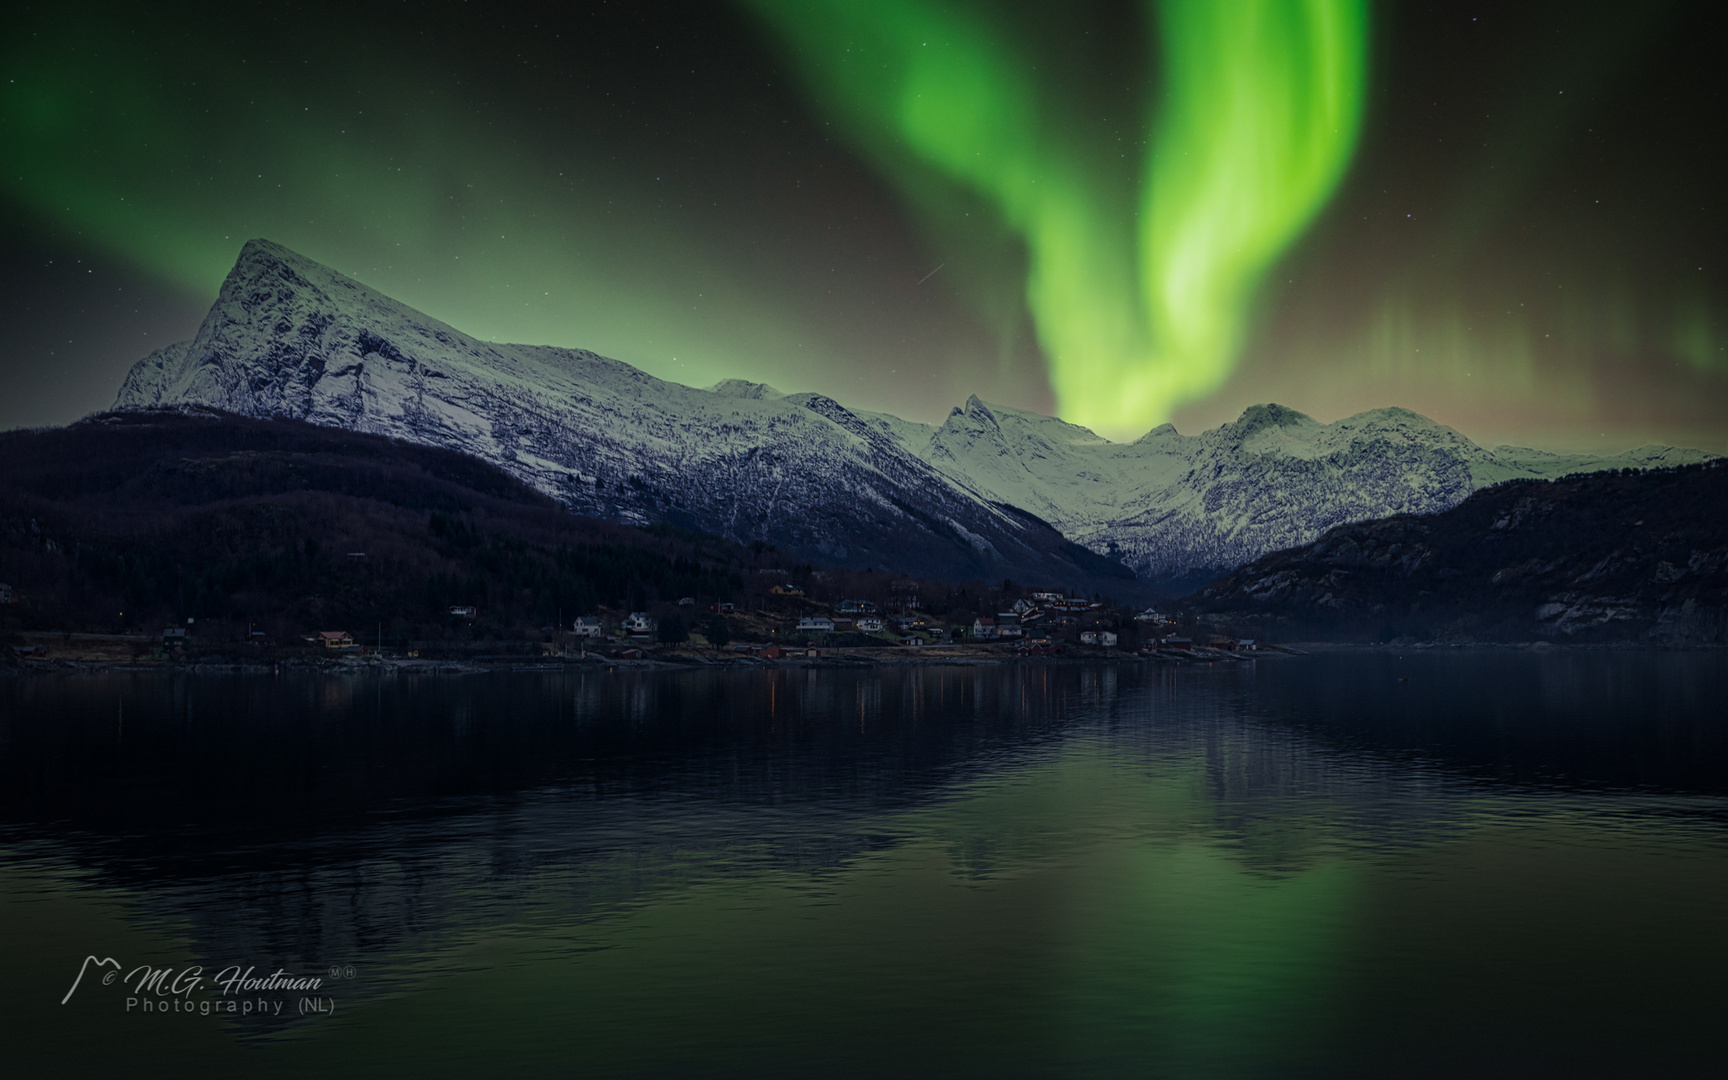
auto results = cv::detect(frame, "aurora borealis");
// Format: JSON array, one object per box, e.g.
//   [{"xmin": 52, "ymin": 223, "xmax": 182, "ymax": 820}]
[
  {"xmin": 745, "ymin": 0, "xmax": 1367, "ymax": 436},
  {"xmin": 2, "ymin": 0, "xmax": 1725, "ymax": 450}
]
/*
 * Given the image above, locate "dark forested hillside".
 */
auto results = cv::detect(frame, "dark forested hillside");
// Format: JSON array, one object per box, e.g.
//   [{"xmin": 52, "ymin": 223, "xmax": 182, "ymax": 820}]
[
  {"xmin": 0, "ymin": 410, "xmax": 744, "ymax": 642},
  {"xmin": 1188, "ymin": 461, "xmax": 1728, "ymax": 644}
]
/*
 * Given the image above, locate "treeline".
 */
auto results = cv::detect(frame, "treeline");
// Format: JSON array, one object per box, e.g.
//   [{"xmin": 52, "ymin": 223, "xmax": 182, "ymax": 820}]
[{"xmin": 0, "ymin": 410, "xmax": 745, "ymax": 641}]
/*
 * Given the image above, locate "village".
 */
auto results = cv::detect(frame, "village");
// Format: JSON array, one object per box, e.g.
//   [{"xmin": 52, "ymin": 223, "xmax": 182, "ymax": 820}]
[{"xmin": 3, "ymin": 572, "xmax": 1278, "ymax": 670}]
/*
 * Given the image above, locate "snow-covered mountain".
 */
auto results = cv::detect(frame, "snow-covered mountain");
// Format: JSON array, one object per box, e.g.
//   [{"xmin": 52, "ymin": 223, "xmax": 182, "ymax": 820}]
[
  {"xmin": 112, "ymin": 240, "xmax": 1131, "ymax": 590},
  {"xmin": 863, "ymin": 398, "xmax": 1714, "ymax": 583},
  {"xmin": 115, "ymin": 240, "xmax": 1714, "ymax": 589}
]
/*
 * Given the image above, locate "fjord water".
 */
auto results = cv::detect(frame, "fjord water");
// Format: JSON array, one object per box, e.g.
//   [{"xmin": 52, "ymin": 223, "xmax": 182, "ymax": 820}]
[{"xmin": 4, "ymin": 652, "xmax": 1727, "ymax": 1078}]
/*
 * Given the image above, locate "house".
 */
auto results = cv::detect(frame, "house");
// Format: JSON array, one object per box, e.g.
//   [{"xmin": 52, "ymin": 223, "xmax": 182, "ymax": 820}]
[
  {"xmin": 608, "ymin": 647, "xmax": 644, "ymax": 660},
  {"xmin": 448, "ymin": 605, "xmax": 477, "ymax": 618},
  {"xmin": 831, "ymin": 618, "xmax": 854, "ymax": 632},
  {"xmin": 1080, "ymin": 630, "xmax": 1098, "ymax": 645},
  {"xmin": 900, "ymin": 635, "xmax": 925, "ymax": 646},
  {"xmin": 972, "ymin": 616, "xmax": 998, "ymax": 640},
  {"xmin": 163, "ymin": 627, "xmax": 188, "ymax": 648},
  {"xmin": 677, "ymin": 596, "xmax": 696, "ymax": 606},
  {"xmin": 1010, "ymin": 598, "xmax": 1036, "ymax": 615},
  {"xmin": 572, "ymin": 616, "xmax": 604, "ymax": 638},
  {"xmin": 757, "ymin": 643, "xmax": 786, "ymax": 660},
  {"xmin": 1031, "ymin": 591, "xmax": 1063, "ymax": 604},
  {"xmin": 0, "ymin": 582, "xmax": 12, "ymax": 604},
  {"xmin": 317, "ymin": 631, "xmax": 359, "ymax": 652},
  {"xmin": 1099, "ymin": 631, "xmax": 1118, "ymax": 648},
  {"xmin": 1015, "ymin": 640, "xmax": 1063, "ymax": 656},
  {"xmin": 836, "ymin": 599, "xmax": 878, "ymax": 614},
  {"xmin": 708, "ymin": 602, "xmax": 736, "ymax": 614},
  {"xmin": 1163, "ymin": 636, "xmax": 1193, "ymax": 651},
  {"xmin": 997, "ymin": 623, "xmax": 1024, "ymax": 639},
  {"xmin": 769, "ymin": 584, "xmax": 805, "ymax": 597},
  {"xmin": 1238, "ymin": 639, "xmax": 1258, "ymax": 651},
  {"xmin": 622, "ymin": 612, "xmax": 657, "ymax": 634},
  {"xmin": 796, "ymin": 616, "xmax": 835, "ymax": 633},
  {"xmin": 1134, "ymin": 608, "xmax": 1169, "ymax": 624},
  {"xmin": 856, "ymin": 616, "xmax": 884, "ymax": 632}
]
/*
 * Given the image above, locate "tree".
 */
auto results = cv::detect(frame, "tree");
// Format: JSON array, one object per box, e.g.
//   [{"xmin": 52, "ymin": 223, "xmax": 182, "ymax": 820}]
[
  {"xmin": 705, "ymin": 614, "xmax": 731, "ymax": 649},
  {"xmin": 656, "ymin": 613, "xmax": 688, "ymax": 644}
]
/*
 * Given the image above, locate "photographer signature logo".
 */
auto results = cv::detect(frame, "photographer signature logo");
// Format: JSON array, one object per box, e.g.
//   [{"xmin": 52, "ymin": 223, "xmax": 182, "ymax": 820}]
[{"xmin": 62, "ymin": 954, "xmax": 350, "ymax": 1016}]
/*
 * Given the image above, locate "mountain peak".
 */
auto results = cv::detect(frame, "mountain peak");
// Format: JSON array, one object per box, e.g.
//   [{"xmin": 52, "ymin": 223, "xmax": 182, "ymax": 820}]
[
  {"xmin": 1224, "ymin": 403, "xmax": 1319, "ymax": 442},
  {"xmin": 708, "ymin": 378, "xmax": 784, "ymax": 400}
]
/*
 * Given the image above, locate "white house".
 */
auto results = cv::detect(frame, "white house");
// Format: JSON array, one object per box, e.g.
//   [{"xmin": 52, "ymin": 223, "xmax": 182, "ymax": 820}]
[
  {"xmin": 796, "ymin": 616, "xmax": 835, "ymax": 633},
  {"xmin": 997, "ymin": 623, "xmax": 1024, "ymax": 639},
  {"xmin": 1099, "ymin": 631, "xmax": 1118, "ymax": 647},
  {"xmin": 1010, "ymin": 598, "xmax": 1036, "ymax": 615},
  {"xmin": 1134, "ymin": 608, "xmax": 1168, "ymax": 624},
  {"xmin": 448, "ymin": 605, "xmax": 477, "ymax": 618},
  {"xmin": 572, "ymin": 616, "xmax": 604, "ymax": 638},
  {"xmin": 1080, "ymin": 630, "xmax": 1098, "ymax": 645},
  {"xmin": 972, "ymin": 616, "xmax": 998, "ymax": 640},
  {"xmin": 623, "ymin": 612, "xmax": 657, "ymax": 633},
  {"xmin": 857, "ymin": 616, "xmax": 884, "ymax": 632}
]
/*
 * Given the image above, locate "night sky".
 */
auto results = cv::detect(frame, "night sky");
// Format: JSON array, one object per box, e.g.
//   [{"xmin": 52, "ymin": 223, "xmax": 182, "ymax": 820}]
[{"xmin": 2, "ymin": 0, "xmax": 1724, "ymax": 451}]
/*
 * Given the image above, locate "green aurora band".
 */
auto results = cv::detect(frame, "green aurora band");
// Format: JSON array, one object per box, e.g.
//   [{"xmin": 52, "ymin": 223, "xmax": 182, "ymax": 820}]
[{"xmin": 744, "ymin": 0, "xmax": 1368, "ymax": 438}]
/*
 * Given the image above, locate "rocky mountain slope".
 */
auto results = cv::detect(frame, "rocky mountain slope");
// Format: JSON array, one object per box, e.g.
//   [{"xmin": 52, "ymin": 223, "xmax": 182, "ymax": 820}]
[
  {"xmin": 1187, "ymin": 461, "xmax": 1728, "ymax": 644},
  {"xmin": 114, "ymin": 240, "xmax": 1713, "ymax": 589},
  {"xmin": 114, "ymin": 241, "xmax": 1131, "ymax": 592}
]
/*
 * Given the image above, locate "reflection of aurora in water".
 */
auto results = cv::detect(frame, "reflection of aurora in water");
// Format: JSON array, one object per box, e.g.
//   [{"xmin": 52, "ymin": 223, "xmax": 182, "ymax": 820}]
[{"xmin": 6, "ymin": 657, "xmax": 1728, "ymax": 1075}]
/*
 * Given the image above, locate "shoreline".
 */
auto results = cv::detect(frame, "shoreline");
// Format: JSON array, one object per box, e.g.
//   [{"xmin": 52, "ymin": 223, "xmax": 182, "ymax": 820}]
[
  {"xmin": 3, "ymin": 641, "xmax": 1287, "ymax": 676},
  {"xmin": 9, "ymin": 637, "xmax": 1718, "ymax": 678}
]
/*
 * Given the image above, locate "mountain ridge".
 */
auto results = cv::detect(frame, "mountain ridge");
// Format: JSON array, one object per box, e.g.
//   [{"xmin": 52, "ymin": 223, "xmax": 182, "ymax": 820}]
[
  {"xmin": 1187, "ymin": 460, "xmax": 1728, "ymax": 644},
  {"xmin": 114, "ymin": 239, "xmax": 1715, "ymax": 587},
  {"xmin": 112, "ymin": 240, "xmax": 1138, "ymax": 593}
]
